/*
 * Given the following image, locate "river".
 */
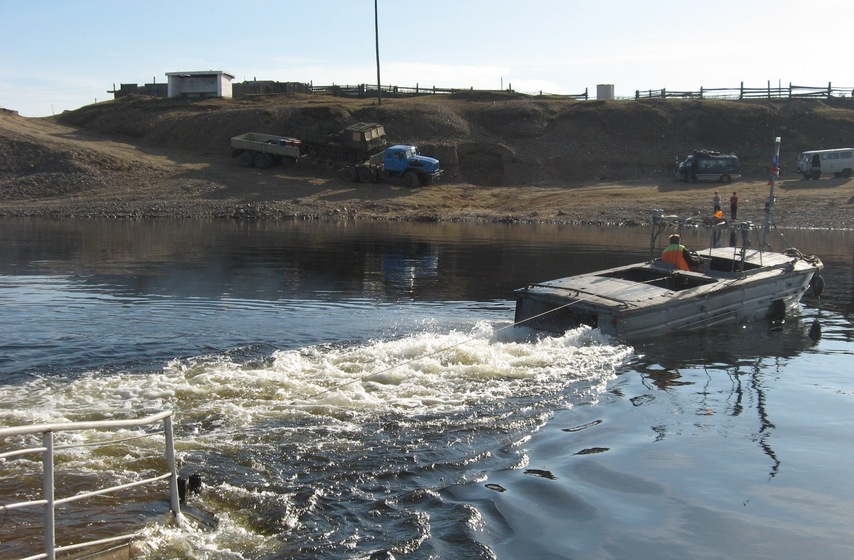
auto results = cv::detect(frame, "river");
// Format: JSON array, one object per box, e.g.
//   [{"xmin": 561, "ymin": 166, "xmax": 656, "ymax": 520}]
[{"xmin": 1, "ymin": 219, "xmax": 852, "ymax": 559}]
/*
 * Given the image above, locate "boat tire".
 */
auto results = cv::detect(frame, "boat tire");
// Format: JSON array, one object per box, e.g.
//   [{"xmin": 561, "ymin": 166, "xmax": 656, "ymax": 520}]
[
  {"xmin": 810, "ymin": 273, "xmax": 825, "ymax": 298},
  {"xmin": 766, "ymin": 299, "xmax": 786, "ymax": 322}
]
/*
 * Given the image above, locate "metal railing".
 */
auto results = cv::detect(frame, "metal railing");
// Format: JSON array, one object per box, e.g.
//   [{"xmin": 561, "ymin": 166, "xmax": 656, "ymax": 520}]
[{"xmin": 0, "ymin": 411, "xmax": 184, "ymax": 560}]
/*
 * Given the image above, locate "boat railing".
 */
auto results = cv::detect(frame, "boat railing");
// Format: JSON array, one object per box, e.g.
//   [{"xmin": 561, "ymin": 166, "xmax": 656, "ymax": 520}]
[{"xmin": 0, "ymin": 410, "xmax": 184, "ymax": 560}]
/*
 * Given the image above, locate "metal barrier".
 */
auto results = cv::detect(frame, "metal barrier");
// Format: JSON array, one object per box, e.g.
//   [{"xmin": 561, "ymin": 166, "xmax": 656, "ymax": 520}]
[{"xmin": 0, "ymin": 411, "xmax": 184, "ymax": 560}]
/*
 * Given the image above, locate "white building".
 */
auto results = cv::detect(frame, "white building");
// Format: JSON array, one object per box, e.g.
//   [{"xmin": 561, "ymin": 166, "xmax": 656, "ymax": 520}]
[{"xmin": 166, "ymin": 71, "xmax": 234, "ymax": 99}]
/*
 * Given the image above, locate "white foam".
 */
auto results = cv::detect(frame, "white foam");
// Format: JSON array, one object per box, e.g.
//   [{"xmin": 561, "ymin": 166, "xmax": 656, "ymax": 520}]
[{"xmin": 1, "ymin": 323, "xmax": 631, "ymax": 430}]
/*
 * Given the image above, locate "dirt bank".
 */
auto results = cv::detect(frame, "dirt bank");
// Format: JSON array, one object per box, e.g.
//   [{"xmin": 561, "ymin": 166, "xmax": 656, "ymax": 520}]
[{"xmin": 1, "ymin": 96, "xmax": 853, "ymax": 228}]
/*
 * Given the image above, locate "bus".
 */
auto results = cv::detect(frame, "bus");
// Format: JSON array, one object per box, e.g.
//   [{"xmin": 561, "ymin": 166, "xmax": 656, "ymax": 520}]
[{"xmin": 796, "ymin": 148, "xmax": 854, "ymax": 179}]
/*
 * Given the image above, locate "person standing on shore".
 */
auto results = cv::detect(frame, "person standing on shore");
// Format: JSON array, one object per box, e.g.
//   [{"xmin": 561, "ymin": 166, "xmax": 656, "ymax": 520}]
[
  {"xmin": 713, "ymin": 191, "xmax": 722, "ymax": 213},
  {"xmin": 730, "ymin": 191, "xmax": 738, "ymax": 220}
]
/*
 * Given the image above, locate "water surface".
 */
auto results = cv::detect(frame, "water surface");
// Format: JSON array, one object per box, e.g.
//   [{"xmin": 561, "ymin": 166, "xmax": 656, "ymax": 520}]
[{"xmin": 1, "ymin": 219, "xmax": 851, "ymax": 559}]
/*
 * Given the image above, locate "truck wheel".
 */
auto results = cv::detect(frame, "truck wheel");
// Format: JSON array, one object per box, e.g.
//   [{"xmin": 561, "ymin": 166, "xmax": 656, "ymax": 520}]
[
  {"xmin": 419, "ymin": 173, "xmax": 433, "ymax": 186},
  {"xmin": 340, "ymin": 166, "xmax": 358, "ymax": 182},
  {"xmin": 404, "ymin": 172, "xmax": 420, "ymax": 188},
  {"xmin": 239, "ymin": 151, "xmax": 254, "ymax": 167},
  {"xmin": 843, "ymin": 168, "xmax": 852, "ymax": 178},
  {"xmin": 254, "ymin": 152, "xmax": 271, "ymax": 169},
  {"xmin": 281, "ymin": 156, "xmax": 297, "ymax": 167},
  {"xmin": 802, "ymin": 173, "xmax": 811, "ymax": 180},
  {"xmin": 811, "ymin": 169, "xmax": 821, "ymax": 180},
  {"xmin": 357, "ymin": 166, "xmax": 375, "ymax": 183},
  {"xmin": 720, "ymin": 174, "xmax": 731, "ymax": 183}
]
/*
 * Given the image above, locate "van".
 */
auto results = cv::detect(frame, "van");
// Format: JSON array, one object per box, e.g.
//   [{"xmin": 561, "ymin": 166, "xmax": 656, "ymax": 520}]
[
  {"xmin": 675, "ymin": 150, "xmax": 740, "ymax": 183},
  {"xmin": 795, "ymin": 148, "xmax": 854, "ymax": 179}
]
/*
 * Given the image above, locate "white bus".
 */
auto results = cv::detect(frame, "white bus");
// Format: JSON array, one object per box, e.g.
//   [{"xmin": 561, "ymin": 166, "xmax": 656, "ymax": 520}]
[{"xmin": 796, "ymin": 148, "xmax": 854, "ymax": 179}]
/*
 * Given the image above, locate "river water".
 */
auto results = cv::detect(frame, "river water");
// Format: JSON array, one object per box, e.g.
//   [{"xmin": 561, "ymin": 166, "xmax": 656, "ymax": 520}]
[{"xmin": 1, "ymin": 219, "xmax": 852, "ymax": 559}]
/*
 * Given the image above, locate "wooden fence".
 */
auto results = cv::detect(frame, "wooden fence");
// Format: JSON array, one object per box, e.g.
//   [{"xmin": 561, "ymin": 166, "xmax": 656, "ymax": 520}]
[
  {"xmin": 310, "ymin": 83, "xmax": 590, "ymax": 100},
  {"xmin": 635, "ymin": 82, "xmax": 853, "ymax": 100}
]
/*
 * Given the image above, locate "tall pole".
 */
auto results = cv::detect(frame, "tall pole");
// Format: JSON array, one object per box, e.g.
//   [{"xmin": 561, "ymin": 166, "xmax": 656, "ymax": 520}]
[
  {"xmin": 375, "ymin": 0, "xmax": 381, "ymax": 106},
  {"xmin": 761, "ymin": 136, "xmax": 781, "ymax": 250}
]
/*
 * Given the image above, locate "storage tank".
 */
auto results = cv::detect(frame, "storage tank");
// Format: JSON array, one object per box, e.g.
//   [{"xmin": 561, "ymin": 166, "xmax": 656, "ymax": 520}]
[{"xmin": 596, "ymin": 84, "xmax": 615, "ymax": 100}]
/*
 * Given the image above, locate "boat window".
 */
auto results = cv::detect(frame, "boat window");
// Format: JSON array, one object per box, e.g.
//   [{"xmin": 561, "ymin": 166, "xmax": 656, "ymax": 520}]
[
  {"xmin": 600, "ymin": 268, "xmax": 716, "ymax": 291},
  {"xmin": 707, "ymin": 257, "xmax": 762, "ymax": 272}
]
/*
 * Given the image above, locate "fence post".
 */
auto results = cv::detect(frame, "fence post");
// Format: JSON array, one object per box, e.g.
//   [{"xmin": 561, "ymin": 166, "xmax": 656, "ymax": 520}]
[
  {"xmin": 44, "ymin": 431, "xmax": 56, "ymax": 560},
  {"xmin": 661, "ymin": 88, "xmax": 666, "ymax": 98},
  {"xmin": 740, "ymin": 82, "xmax": 744, "ymax": 100},
  {"xmin": 828, "ymin": 82, "xmax": 832, "ymax": 98},
  {"xmin": 164, "ymin": 415, "xmax": 184, "ymax": 527}
]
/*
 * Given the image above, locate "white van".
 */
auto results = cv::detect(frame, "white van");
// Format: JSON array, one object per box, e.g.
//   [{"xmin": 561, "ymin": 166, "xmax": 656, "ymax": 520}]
[{"xmin": 796, "ymin": 148, "xmax": 854, "ymax": 179}]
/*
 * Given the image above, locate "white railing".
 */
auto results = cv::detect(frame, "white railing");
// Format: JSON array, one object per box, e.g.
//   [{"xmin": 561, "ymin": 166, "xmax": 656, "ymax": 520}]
[{"xmin": 0, "ymin": 411, "xmax": 184, "ymax": 560}]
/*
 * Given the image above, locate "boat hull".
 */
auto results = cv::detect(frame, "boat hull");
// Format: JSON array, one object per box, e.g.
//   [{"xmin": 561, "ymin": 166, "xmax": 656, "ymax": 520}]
[{"xmin": 514, "ymin": 247, "xmax": 822, "ymax": 341}]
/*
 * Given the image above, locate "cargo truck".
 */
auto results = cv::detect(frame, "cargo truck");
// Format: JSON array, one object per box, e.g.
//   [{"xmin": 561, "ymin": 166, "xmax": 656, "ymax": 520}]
[{"xmin": 230, "ymin": 123, "xmax": 441, "ymax": 187}]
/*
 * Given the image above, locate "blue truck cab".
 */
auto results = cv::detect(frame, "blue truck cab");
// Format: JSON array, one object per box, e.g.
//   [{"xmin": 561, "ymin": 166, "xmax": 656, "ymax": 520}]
[{"xmin": 382, "ymin": 145, "xmax": 442, "ymax": 187}]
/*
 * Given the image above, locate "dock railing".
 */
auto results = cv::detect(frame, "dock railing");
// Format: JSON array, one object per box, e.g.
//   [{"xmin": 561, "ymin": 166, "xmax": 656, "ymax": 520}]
[{"xmin": 0, "ymin": 411, "xmax": 183, "ymax": 560}]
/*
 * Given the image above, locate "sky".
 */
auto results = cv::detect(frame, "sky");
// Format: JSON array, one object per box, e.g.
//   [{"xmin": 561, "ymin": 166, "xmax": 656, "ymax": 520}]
[{"xmin": 2, "ymin": 0, "xmax": 853, "ymax": 117}]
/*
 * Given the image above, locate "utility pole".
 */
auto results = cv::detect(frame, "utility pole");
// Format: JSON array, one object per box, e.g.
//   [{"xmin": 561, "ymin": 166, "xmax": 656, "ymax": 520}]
[{"xmin": 375, "ymin": 0, "xmax": 381, "ymax": 105}]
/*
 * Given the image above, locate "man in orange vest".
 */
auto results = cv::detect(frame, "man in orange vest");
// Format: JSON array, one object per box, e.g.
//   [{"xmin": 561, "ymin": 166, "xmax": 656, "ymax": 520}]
[{"xmin": 661, "ymin": 234, "xmax": 696, "ymax": 271}]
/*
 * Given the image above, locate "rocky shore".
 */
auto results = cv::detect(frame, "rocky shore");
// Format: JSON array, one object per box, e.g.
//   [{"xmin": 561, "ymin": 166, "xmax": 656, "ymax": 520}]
[{"xmin": 1, "ymin": 98, "xmax": 853, "ymax": 229}]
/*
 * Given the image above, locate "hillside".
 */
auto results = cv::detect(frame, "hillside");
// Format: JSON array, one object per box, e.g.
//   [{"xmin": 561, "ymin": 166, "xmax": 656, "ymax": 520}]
[
  {"xmin": 50, "ymin": 93, "xmax": 854, "ymax": 183},
  {"xmin": 1, "ymin": 94, "xmax": 853, "ymax": 226}
]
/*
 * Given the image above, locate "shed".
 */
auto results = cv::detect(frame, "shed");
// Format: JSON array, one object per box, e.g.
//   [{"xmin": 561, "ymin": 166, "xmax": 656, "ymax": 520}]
[{"xmin": 166, "ymin": 71, "xmax": 234, "ymax": 99}]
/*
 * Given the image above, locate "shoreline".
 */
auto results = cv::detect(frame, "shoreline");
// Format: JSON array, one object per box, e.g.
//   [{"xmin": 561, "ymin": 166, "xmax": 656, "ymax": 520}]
[{"xmin": 1, "ymin": 110, "xmax": 852, "ymax": 229}]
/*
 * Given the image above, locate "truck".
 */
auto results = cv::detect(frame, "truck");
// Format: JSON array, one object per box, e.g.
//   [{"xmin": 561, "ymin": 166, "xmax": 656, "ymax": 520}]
[
  {"xmin": 795, "ymin": 148, "xmax": 854, "ymax": 179},
  {"xmin": 231, "ymin": 122, "xmax": 387, "ymax": 168},
  {"xmin": 230, "ymin": 122, "xmax": 442, "ymax": 187},
  {"xmin": 340, "ymin": 144, "xmax": 442, "ymax": 187},
  {"xmin": 675, "ymin": 150, "xmax": 741, "ymax": 183}
]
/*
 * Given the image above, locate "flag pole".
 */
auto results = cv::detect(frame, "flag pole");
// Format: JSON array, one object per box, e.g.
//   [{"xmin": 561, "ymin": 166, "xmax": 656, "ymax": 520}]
[{"xmin": 761, "ymin": 136, "xmax": 781, "ymax": 250}]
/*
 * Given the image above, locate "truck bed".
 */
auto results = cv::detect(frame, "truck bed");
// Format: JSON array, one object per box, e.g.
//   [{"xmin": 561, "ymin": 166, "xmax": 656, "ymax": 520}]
[{"xmin": 230, "ymin": 132, "xmax": 302, "ymax": 159}]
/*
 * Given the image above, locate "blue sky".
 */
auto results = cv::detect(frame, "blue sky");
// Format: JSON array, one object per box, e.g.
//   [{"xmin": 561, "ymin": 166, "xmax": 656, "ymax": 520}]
[{"xmin": 2, "ymin": 0, "xmax": 852, "ymax": 117}]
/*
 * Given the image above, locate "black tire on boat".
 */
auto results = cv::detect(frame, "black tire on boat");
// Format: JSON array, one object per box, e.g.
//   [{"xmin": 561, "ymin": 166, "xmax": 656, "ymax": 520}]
[
  {"xmin": 810, "ymin": 273, "xmax": 825, "ymax": 298},
  {"xmin": 766, "ymin": 299, "xmax": 786, "ymax": 322}
]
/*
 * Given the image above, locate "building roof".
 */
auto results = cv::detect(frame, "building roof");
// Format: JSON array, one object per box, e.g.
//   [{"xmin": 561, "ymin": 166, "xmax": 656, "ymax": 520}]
[{"xmin": 166, "ymin": 71, "xmax": 235, "ymax": 80}]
